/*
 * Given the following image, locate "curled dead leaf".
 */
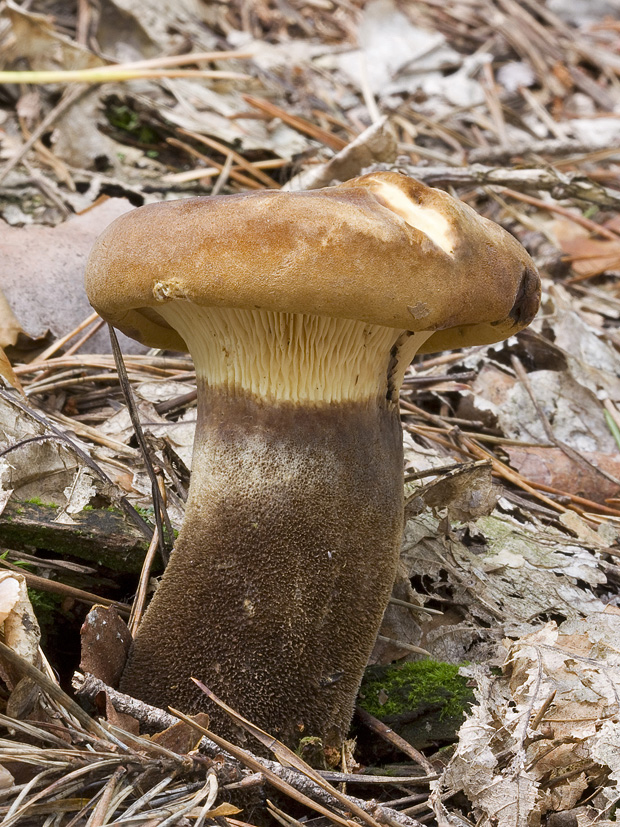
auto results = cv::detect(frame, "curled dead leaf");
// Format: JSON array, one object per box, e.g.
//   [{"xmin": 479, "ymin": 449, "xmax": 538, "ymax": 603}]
[
  {"xmin": 0, "ymin": 571, "xmax": 40, "ymax": 670},
  {"xmin": 0, "ymin": 291, "xmax": 22, "ymax": 350},
  {"xmin": 150, "ymin": 713, "xmax": 211, "ymax": 754},
  {"xmin": 552, "ymin": 217, "xmax": 620, "ymax": 278},
  {"xmin": 79, "ymin": 605, "xmax": 132, "ymax": 688},
  {"xmin": 0, "ymin": 572, "xmax": 41, "ymax": 719},
  {"xmin": 408, "ymin": 461, "xmax": 499, "ymax": 523}
]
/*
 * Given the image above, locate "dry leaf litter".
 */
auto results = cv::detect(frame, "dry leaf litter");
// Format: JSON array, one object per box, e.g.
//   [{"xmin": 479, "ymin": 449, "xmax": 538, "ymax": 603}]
[{"xmin": 3, "ymin": 0, "xmax": 620, "ymax": 824}]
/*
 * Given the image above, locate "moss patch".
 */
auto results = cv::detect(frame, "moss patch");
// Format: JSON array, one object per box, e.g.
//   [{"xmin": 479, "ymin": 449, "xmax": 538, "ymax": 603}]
[
  {"xmin": 357, "ymin": 660, "xmax": 475, "ymax": 750},
  {"xmin": 24, "ymin": 496, "xmax": 59, "ymax": 508},
  {"xmin": 105, "ymin": 103, "xmax": 160, "ymax": 145},
  {"xmin": 360, "ymin": 660, "xmax": 473, "ymax": 721}
]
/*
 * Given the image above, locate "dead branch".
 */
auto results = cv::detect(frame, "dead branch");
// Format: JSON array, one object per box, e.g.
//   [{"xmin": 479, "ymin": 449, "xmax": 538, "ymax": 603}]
[
  {"xmin": 398, "ymin": 163, "xmax": 620, "ymax": 207},
  {"xmin": 0, "ymin": 498, "xmax": 151, "ymax": 573}
]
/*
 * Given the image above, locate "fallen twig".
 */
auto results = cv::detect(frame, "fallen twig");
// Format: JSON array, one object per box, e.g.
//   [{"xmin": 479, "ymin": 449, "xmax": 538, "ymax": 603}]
[{"xmin": 399, "ymin": 163, "xmax": 620, "ymax": 207}]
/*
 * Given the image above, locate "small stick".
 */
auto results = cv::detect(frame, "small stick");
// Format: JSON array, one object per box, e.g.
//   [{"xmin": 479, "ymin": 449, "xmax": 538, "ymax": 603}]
[
  {"xmin": 388, "ymin": 597, "xmax": 443, "ymax": 616},
  {"xmin": 0, "ymin": 68, "xmax": 251, "ymax": 84},
  {"xmin": 167, "ymin": 137, "xmax": 263, "ymax": 190},
  {"xmin": 501, "ymin": 187, "xmax": 620, "ymax": 240},
  {"xmin": 88, "ymin": 766, "xmax": 126, "ymax": 827},
  {"xmin": 63, "ymin": 318, "xmax": 106, "ymax": 357},
  {"xmin": 243, "ymin": 95, "xmax": 348, "ymax": 151},
  {"xmin": 0, "ymin": 560, "xmax": 131, "ymax": 615},
  {"xmin": 376, "ymin": 636, "xmax": 431, "ymax": 656},
  {"xmin": 95, "ymin": 49, "xmax": 252, "ymax": 71},
  {"xmin": 530, "ymin": 690, "xmax": 557, "ymax": 731},
  {"xmin": 164, "ymin": 159, "xmax": 289, "ymax": 184},
  {"xmin": 30, "ymin": 311, "xmax": 101, "ymax": 366},
  {"xmin": 108, "ymin": 325, "xmax": 173, "ymax": 562},
  {"xmin": 176, "ymin": 129, "xmax": 282, "ymax": 188},
  {"xmin": 355, "ymin": 707, "xmax": 434, "ymax": 777},
  {"xmin": 26, "ymin": 371, "xmax": 147, "ymax": 396},
  {"xmin": 170, "ymin": 709, "xmax": 356, "ymax": 827},
  {"xmin": 521, "ymin": 480, "xmax": 620, "ymax": 517},
  {"xmin": 127, "ymin": 529, "xmax": 161, "ymax": 634},
  {"xmin": 39, "ymin": 409, "xmax": 138, "ymax": 455},
  {"xmin": 210, "ymin": 152, "xmax": 234, "ymax": 197}
]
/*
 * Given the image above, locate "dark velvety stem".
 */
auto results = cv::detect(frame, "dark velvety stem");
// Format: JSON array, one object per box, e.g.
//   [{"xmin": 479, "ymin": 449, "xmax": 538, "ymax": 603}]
[{"xmin": 120, "ymin": 386, "xmax": 404, "ymax": 748}]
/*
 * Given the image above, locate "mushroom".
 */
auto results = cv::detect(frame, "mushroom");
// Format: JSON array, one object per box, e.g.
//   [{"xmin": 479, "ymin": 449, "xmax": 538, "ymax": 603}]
[{"xmin": 84, "ymin": 171, "xmax": 540, "ymax": 749}]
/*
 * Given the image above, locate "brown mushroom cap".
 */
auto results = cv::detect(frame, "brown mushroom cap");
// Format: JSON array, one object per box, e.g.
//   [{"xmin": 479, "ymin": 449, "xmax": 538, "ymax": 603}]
[{"xmin": 84, "ymin": 171, "xmax": 540, "ymax": 354}]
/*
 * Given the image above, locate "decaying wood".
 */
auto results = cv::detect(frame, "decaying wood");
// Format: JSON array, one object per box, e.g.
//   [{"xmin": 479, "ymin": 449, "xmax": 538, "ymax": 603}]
[{"xmin": 0, "ymin": 498, "xmax": 153, "ymax": 572}]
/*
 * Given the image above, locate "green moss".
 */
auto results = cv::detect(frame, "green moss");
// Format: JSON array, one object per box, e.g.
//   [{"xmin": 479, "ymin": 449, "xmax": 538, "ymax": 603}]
[
  {"xmin": 106, "ymin": 103, "xmax": 160, "ymax": 145},
  {"xmin": 24, "ymin": 497, "xmax": 59, "ymax": 508},
  {"xmin": 132, "ymin": 505, "xmax": 178, "ymax": 540},
  {"xmin": 359, "ymin": 660, "xmax": 474, "ymax": 723},
  {"xmin": 83, "ymin": 504, "xmax": 117, "ymax": 513}
]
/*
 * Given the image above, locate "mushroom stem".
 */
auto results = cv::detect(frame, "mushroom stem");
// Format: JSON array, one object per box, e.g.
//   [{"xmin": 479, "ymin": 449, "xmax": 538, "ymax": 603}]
[
  {"xmin": 122, "ymin": 387, "xmax": 401, "ymax": 745},
  {"xmin": 120, "ymin": 308, "xmax": 430, "ymax": 747}
]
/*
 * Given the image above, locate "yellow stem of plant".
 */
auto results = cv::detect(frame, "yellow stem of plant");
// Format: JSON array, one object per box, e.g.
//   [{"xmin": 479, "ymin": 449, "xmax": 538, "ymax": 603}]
[{"xmin": 0, "ymin": 68, "xmax": 249, "ymax": 84}]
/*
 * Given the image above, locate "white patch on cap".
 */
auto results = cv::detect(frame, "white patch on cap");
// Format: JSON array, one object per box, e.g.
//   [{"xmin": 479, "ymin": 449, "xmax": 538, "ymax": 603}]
[
  {"xmin": 375, "ymin": 182, "xmax": 454, "ymax": 256},
  {"xmin": 153, "ymin": 280, "xmax": 187, "ymax": 302}
]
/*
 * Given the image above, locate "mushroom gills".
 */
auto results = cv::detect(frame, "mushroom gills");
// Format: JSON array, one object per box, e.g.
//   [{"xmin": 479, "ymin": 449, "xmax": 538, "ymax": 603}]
[{"xmin": 151, "ymin": 303, "xmax": 432, "ymax": 403}]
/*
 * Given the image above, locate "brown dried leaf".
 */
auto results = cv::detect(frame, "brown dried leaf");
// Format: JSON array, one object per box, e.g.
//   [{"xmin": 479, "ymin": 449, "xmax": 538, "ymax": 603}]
[
  {"xmin": 6, "ymin": 676, "xmax": 41, "ymax": 721},
  {"xmin": 80, "ymin": 605, "xmax": 137, "ymax": 731},
  {"xmin": 0, "ymin": 765, "xmax": 14, "ymax": 791},
  {"xmin": 457, "ymin": 363, "xmax": 517, "ymax": 427},
  {"xmin": 0, "ymin": 290, "xmax": 22, "ymax": 349},
  {"xmin": 561, "ymin": 236, "xmax": 620, "ymax": 277},
  {"xmin": 204, "ymin": 803, "xmax": 242, "ymax": 817},
  {"xmin": 0, "ymin": 346, "xmax": 24, "ymax": 396},
  {"xmin": 505, "ymin": 445, "xmax": 620, "ymax": 503},
  {"xmin": 5, "ymin": 2, "xmax": 104, "ymax": 72},
  {"xmin": 80, "ymin": 605, "xmax": 132, "ymax": 688},
  {"xmin": 418, "ymin": 461, "xmax": 499, "ymax": 522},
  {"xmin": 553, "ymin": 218, "xmax": 620, "ymax": 277},
  {"xmin": 0, "ymin": 198, "xmax": 135, "ymax": 354},
  {"xmin": 150, "ymin": 713, "xmax": 210, "ymax": 754}
]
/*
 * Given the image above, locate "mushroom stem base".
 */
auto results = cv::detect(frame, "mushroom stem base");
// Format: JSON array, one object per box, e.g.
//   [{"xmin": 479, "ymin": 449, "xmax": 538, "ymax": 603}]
[{"xmin": 120, "ymin": 387, "xmax": 404, "ymax": 749}]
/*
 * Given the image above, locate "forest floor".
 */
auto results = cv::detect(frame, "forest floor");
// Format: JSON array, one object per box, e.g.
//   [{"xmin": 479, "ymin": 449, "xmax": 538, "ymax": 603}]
[{"xmin": 2, "ymin": 1, "xmax": 620, "ymax": 825}]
